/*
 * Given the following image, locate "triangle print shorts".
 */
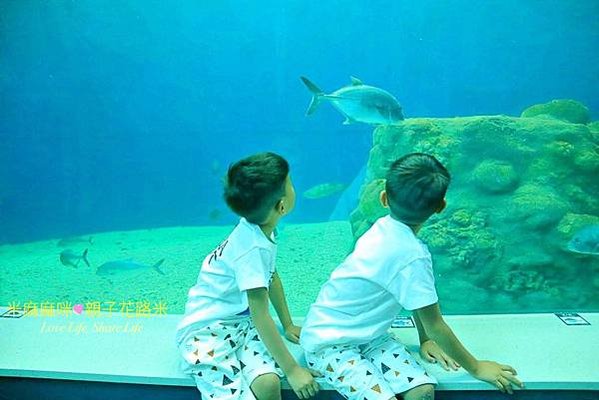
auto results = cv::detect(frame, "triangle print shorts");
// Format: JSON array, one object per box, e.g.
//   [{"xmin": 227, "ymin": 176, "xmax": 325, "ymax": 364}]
[
  {"xmin": 305, "ymin": 333, "xmax": 437, "ymax": 400},
  {"xmin": 178, "ymin": 318, "xmax": 284, "ymax": 399}
]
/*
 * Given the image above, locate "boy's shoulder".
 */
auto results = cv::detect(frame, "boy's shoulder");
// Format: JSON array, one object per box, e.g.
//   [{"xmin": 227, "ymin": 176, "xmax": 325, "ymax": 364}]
[
  {"xmin": 202, "ymin": 219, "xmax": 271, "ymax": 269},
  {"xmin": 357, "ymin": 216, "xmax": 429, "ymax": 260},
  {"xmin": 224, "ymin": 218, "xmax": 274, "ymax": 256}
]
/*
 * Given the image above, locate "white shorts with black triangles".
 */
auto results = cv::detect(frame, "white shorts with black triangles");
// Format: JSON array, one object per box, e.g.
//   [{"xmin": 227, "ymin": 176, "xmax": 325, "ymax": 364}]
[
  {"xmin": 179, "ymin": 318, "xmax": 283, "ymax": 399},
  {"xmin": 305, "ymin": 333, "xmax": 437, "ymax": 400}
]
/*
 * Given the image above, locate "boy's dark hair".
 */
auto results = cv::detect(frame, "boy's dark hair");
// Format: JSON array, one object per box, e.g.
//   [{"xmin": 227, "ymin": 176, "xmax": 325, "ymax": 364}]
[
  {"xmin": 385, "ymin": 153, "xmax": 450, "ymax": 225},
  {"xmin": 224, "ymin": 152, "xmax": 289, "ymax": 224}
]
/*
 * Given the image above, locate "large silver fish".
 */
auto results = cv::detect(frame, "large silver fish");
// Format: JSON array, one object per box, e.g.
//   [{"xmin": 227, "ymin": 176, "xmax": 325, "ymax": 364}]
[
  {"xmin": 96, "ymin": 259, "xmax": 166, "ymax": 278},
  {"xmin": 60, "ymin": 249, "xmax": 90, "ymax": 268},
  {"xmin": 303, "ymin": 183, "xmax": 347, "ymax": 199},
  {"xmin": 567, "ymin": 225, "xmax": 599, "ymax": 255},
  {"xmin": 301, "ymin": 76, "xmax": 404, "ymax": 125},
  {"xmin": 57, "ymin": 236, "xmax": 93, "ymax": 247}
]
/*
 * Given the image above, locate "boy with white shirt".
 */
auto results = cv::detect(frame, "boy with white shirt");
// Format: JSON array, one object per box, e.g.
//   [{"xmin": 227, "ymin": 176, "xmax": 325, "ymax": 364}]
[
  {"xmin": 300, "ymin": 153, "xmax": 524, "ymax": 399},
  {"xmin": 176, "ymin": 152, "xmax": 319, "ymax": 400}
]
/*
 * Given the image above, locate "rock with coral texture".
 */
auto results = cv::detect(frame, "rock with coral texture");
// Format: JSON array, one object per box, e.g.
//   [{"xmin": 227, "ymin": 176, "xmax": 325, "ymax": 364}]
[
  {"xmin": 472, "ymin": 160, "xmax": 519, "ymax": 194},
  {"xmin": 352, "ymin": 108, "xmax": 598, "ymax": 312},
  {"xmin": 508, "ymin": 184, "xmax": 569, "ymax": 230},
  {"xmin": 521, "ymin": 99, "xmax": 591, "ymax": 124}
]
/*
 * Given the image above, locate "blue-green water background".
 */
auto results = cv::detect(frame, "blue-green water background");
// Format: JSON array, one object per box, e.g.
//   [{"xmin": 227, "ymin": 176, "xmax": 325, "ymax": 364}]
[{"xmin": 1, "ymin": 0, "xmax": 598, "ymax": 243}]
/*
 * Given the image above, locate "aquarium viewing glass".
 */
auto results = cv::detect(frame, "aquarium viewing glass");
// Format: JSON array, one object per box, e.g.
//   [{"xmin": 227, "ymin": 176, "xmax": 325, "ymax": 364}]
[{"xmin": 0, "ymin": 0, "xmax": 597, "ymax": 320}]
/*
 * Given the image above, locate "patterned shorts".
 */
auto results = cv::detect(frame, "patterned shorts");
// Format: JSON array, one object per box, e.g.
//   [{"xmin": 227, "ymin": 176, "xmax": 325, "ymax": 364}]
[
  {"xmin": 305, "ymin": 334, "xmax": 437, "ymax": 400},
  {"xmin": 178, "ymin": 318, "xmax": 283, "ymax": 399}
]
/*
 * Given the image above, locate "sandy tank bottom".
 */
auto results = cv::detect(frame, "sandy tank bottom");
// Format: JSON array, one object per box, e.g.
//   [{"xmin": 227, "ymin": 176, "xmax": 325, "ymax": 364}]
[
  {"xmin": 1, "ymin": 219, "xmax": 579, "ymax": 318},
  {"xmin": 0, "ymin": 221, "xmax": 356, "ymax": 317}
]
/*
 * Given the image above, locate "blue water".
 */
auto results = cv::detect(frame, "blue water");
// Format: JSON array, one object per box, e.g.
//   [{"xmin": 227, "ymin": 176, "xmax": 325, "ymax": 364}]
[{"xmin": 1, "ymin": 0, "xmax": 598, "ymax": 243}]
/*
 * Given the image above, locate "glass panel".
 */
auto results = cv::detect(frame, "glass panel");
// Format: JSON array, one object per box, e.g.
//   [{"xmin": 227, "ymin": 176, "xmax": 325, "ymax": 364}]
[{"xmin": 1, "ymin": 1, "xmax": 597, "ymax": 320}]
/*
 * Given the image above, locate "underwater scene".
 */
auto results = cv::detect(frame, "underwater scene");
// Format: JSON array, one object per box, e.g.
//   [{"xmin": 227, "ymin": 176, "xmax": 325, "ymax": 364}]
[{"xmin": 0, "ymin": 0, "xmax": 598, "ymax": 318}]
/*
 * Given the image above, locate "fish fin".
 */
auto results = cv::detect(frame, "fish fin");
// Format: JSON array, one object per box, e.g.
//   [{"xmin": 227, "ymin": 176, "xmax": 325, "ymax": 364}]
[
  {"xmin": 306, "ymin": 96, "xmax": 322, "ymax": 115},
  {"xmin": 300, "ymin": 76, "xmax": 324, "ymax": 115},
  {"xmin": 153, "ymin": 259, "xmax": 166, "ymax": 275},
  {"xmin": 82, "ymin": 249, "xmax": 91, "ymax": 268},
  {"xmin": 350, "ymin": 76, "xmax": 364, "ymax": 86},
  {"xmin": 300, "ymin": 76, "xmax": 323, "ymax": 94},
  {"xmin": 343, "ymin": 117, "xmax": 357, "ymax": 125}
]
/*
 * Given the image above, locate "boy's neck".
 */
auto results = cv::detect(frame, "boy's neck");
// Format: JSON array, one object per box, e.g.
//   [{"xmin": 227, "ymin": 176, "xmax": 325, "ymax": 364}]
[
  {"xmin": 389, "ymin": 213, "xmax": 422, "ymax": 234},
  {"xmin": 259, "ymin": 221, "xmax": 277, "ymax": 243}
]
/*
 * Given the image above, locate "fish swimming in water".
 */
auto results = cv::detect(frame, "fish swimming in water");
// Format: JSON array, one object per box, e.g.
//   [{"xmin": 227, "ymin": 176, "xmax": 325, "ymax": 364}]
[
  {"xmin": 57, "ymin": 236, "xmax": 93, "ymax": 247},
  {"xmin": 301, "ymin": 76, "xmax": 405, "ymax": 125},
  {"xmin": 567, "ymin": 225, "xmax": 599, "ymax": 255},
  {"xmin": 210, "ymin": 159, "xmax": 221, "ymax": 177},
  {"xmin": 303, "ymin": 183, "xmax": 347, "ymax": 199},
  {"xmin": 96, "ymin": 258, "xmax": 166, "ymax": 279},
  {"xmin": 60, "ymin": 249, "xmax": 91, "ymax": 268},
  {"xmin": 208, "ymin": 208, "xmax": 223, "ymax": 222}
]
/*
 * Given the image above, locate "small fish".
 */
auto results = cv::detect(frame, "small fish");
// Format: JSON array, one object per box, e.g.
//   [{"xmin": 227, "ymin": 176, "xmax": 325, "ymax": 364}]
[
  {"xmin": 96, "ymin": 259, "xmax": 166, "ymax": 278},
  {"xmin": 301, "ymin": 76, "xmax": 404, "ymax": 125},
  {"xmin": 567, "ymin": 225, "xmax": 599, "ymax": 255},
  {"xmin": 303, "ymin": 183, "xmax": 347, "ymax": 199},
  {"xmin": 210, "ymin": 159, "xmax": 221, "ymax": 176},
  {"xmin": 57, "ymin": 236, "xmax": 93, "ymax": 247},
  {"xmin": 208, "ymin": 208, "xmax": 223, "ymax": 222},
  {"xmin": 60, "ymin": 249, "xmax": 91, "ymax": 268}
]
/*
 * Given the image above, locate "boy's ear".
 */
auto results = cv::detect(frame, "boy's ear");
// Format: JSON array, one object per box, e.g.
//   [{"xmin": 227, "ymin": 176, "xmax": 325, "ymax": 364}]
[
  {"xmin": 276, "ymin": 199, "xmax": 285, "ymax": 214},
  {"xmin": 436, "ymin": 198, "xmax": 447, "ymax": 213},
  {"xmin": 379, "ymin": 190, "xmax": 389, "ymax": 208}
]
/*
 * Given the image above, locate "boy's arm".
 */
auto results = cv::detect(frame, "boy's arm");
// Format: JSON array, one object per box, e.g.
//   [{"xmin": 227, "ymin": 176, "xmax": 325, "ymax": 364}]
[
  {"xmin": 414, "ymin": 302, "xmax": 524, "ymax": 393},
  {"xmin": 247, "ymin": 287, "xmax": 297, "ymax": 373},
  {"xmin": 414, "ymin": 302, "xmax": 481, "ymax": 371},
  {"xmin": 413, "ymin": 311, "xmax": 460, "ymax": 371},
  {"xmin": 413, "ymin": 312, "xmax": 431, "ymax": 344},
  {"xmin": 268, "ymin": 271, "xmax": 293, "ymax": 330},
  {"xmin": 247, "ymin": 288, "xmax": 319, "ymax": 398}
]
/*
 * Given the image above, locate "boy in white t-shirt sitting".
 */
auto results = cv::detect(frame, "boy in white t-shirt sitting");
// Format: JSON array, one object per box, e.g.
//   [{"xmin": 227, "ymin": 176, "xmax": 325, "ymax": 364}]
[
  {"xmin": 176, "ymin": 152, "xmax": 319, "ymax": 400},
  {"xmin": 300, "ymin": 153, "xmax": 524, "ymax": 399}
]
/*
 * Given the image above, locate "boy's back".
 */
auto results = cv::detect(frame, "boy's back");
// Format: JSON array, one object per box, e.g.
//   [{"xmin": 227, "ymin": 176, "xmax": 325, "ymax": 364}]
[
  {"xmin": 175, "ymin": 152, "xmax": 321, "ymax": 399},
  {"xmin": 300, "ymin": 153, "xmax": 523, "ymax": 398},
  {"xmin": 175, "ymin": 217, "xmax": 276, "ymax": 346},
  {"xmin": 300, "ymin": 214, "xmax": 438, "ymax": 353}
]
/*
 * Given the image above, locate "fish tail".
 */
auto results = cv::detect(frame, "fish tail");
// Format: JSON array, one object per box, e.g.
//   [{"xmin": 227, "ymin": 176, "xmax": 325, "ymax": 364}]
[
  {"xmin": 82, "ymin": 249, "xmax": 91, "ymax": 268},
  {"xmin": 153, "ymin": 259, "xmax": 166, "ymax": 275},
  {"xmin": 300, "ymin": 76, "xmax": 324, "ymax": 115}
]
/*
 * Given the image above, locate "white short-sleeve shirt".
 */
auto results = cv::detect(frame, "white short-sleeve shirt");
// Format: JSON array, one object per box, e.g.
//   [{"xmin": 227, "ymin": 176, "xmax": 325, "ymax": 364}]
[
  {"xmin": 175, "ymin": 218, "xmax": 276, "ymax": 345},
  {"xmin": 300, "ymin": 215, "xmax": 438, "ymax": 353}
]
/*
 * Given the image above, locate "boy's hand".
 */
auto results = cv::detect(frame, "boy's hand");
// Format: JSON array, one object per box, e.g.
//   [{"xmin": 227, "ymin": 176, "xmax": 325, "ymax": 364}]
[
  {"xmin": 286, "ymin": 366, "xmax": 320, "ymax": 399},
  {"xmin": 419, "ymin": 339, "xmax": 460, "ymax": 371},
  {"xmin": 284, "ymin": 324, "xmax": 302, "ymax": 344},
  {"xmin": 473, "ymin": 360, "xmax": 524, "ymax": 394}
]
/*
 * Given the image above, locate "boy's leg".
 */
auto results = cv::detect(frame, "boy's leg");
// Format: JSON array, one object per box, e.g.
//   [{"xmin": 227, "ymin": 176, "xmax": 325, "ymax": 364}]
[
  {"xmin": 362, "ymin": 334, "xmax": 437, "ymax": 397},
  {"xmin": 240, "ymin": 321, "xmax": 284, "ymax": 400},
  {"xmin": 305, "ymin": 344, "xmax": 397, "ymax": 400},
  {"xmin": 250, "ymin": 373, "xmax": 282, "ymax": 400},
  {"xmin": 179, "ymin": 320, "xmax": 253, "ymax": 399},
  {"xmin": 401, "ymin": 384, "xmax": 435, "ymax": 400}
]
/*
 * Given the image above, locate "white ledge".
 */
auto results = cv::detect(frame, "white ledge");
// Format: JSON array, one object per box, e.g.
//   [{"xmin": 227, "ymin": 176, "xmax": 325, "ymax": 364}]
[{"xmin": 0, "ymin": 308, "xmax": 597, "ymax": 391}]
